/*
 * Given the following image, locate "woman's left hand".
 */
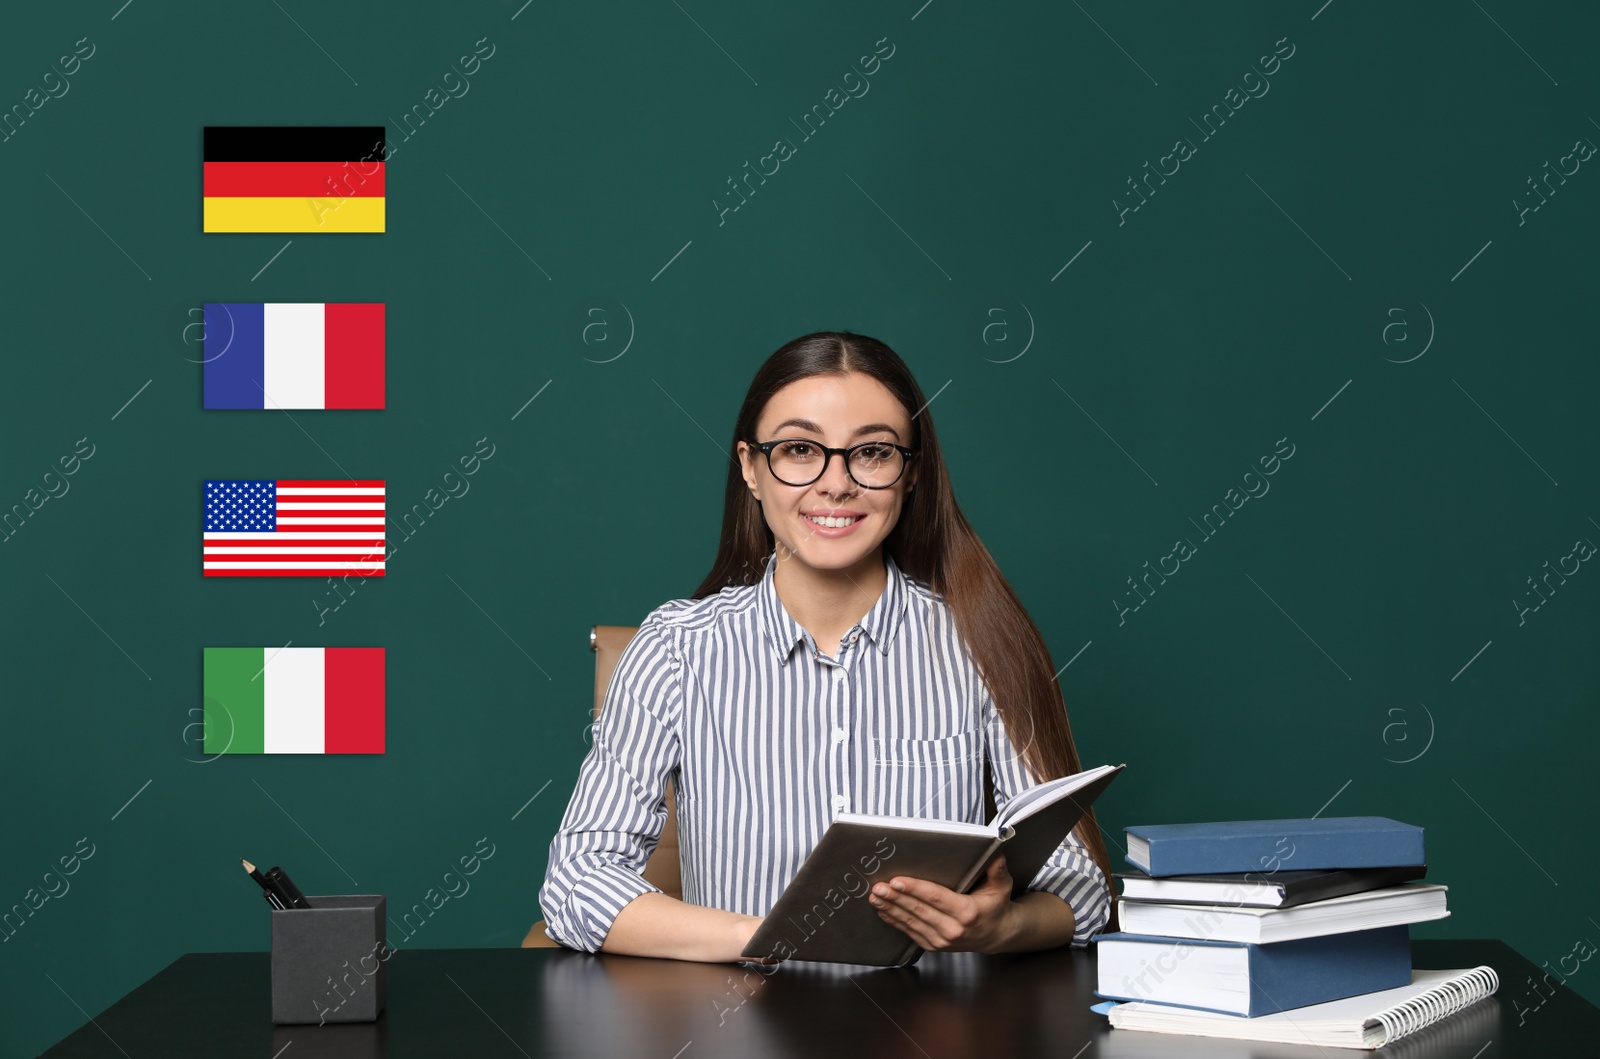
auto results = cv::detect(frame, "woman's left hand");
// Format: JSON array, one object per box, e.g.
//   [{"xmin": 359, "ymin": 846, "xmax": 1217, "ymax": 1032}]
[{"xmin": 868, "ymin": 851, "xmax": 1018, "ymax": 954}]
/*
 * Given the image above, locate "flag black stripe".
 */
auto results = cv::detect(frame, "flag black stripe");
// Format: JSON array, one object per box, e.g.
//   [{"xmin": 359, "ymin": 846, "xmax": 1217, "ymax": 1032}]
[{"xmin": 204, "ymin": 126, "xmax": 387, "ymax": 163}]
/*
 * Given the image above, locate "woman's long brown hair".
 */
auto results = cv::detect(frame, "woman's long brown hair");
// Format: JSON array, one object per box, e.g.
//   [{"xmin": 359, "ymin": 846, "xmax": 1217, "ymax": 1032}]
[{"xmin": 691, "ymin": 331, "xmax": 1116, "ymax": 922}]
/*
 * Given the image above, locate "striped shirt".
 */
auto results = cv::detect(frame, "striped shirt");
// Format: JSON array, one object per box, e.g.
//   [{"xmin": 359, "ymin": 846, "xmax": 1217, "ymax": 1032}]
[{"xmin": 538, "ymin": 550, "xmax": 1111, "ymax": 954}]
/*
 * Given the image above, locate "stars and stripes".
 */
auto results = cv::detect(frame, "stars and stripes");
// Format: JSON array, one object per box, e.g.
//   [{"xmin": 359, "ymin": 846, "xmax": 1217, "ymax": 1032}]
[{"xmin": 203, "ymin": 479, "xmax": 386, "ymax": 577}]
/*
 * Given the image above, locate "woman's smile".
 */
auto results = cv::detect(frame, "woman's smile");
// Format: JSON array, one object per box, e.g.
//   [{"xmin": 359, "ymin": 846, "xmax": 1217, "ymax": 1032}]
[{"xmin": 802, "ymin": 509, "xmax": 867, "ymax": 533}]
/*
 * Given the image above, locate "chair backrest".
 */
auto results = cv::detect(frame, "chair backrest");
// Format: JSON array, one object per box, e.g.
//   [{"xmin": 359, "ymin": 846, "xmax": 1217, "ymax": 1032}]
[{"xmin": 592, "ymin": 625, "xmax": 684, "ymax": 900}]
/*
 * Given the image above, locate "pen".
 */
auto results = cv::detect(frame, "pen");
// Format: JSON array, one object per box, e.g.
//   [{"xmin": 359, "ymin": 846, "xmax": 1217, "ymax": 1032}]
[
  {"xmin": 242, "ymin": 858, "xmax": 288, "ymax": 910},
  {"xmin": 264, "ymin": 864, "xmax": 311, "ymax": 909}
]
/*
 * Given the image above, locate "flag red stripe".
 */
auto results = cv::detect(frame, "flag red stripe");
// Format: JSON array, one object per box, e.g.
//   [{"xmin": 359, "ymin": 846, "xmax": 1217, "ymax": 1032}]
[
  {"xmin": 324, "ymin": 648, "xmax": 386, "ymax": 753},
  {"xmin": 204, "ymin": 572, "xmax": 384, "ymax": 578},
  {"xmin": 209, "ymin": 531, "xmax": 384, "ymax": 540},
  {"xmin": 202, "ymin": 540, "xmax": 384, "ymax": 548},
  {"xmin": 202, "ymin": 541, "xmax": 385, "ymax": 548},
  {"xmin": 240, "ymin": 533, "xmax": 384, "ymax": 538},
  {"xmin": 278, "ymin": 483, "xmax": 384, "ymax": 492},
  {"xmin": 203, "ymin": 161, "xmax": 386, "ymax": 197},
  {"xmin": 204, "ymin": 559, "xmax": 384, "ymax": 564},
  {"xmin": 204, "ymin": 555, "xmax": 386, "ymax": 561},
  {"xmin": 324, "ymin": 303, "xmax": 386, "ymax": 409}
]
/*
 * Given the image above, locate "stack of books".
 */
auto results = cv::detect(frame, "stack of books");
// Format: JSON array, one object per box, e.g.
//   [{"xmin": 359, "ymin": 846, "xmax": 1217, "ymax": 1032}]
[{"xmin": 1094, "ymin": 817, "xmax": 1499, "ymax": 1049}]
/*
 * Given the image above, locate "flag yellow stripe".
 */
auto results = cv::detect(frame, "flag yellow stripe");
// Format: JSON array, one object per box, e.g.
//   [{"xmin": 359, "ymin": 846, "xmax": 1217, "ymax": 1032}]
[{"xmin": 204, "ymin": 196, "xmax": 386, "ymax": 233}]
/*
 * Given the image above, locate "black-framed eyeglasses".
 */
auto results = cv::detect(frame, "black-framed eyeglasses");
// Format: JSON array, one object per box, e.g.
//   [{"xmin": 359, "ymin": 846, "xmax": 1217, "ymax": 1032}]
[{"xmin": 748, "ymin": 437, "xmax": 918, "ymax": 489}]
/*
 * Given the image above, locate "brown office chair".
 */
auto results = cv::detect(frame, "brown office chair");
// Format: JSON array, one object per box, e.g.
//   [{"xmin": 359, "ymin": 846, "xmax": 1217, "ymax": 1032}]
[
  {"xmin": 522, "ymin": 624, "xmax": 1002, "ymax": 949},
  {"xmin": 522, "ymin": 625, "xmax": 682, "ymax": 947}
]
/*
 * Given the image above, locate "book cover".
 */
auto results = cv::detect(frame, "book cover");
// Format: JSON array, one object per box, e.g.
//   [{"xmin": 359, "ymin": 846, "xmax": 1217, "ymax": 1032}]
[
  {"xmin": 1095, "ymin": 925, "xmax": 1414, "ymax": 1017},
  {"xmin": 742, "ymin": 822, "xmax": 1002, "ymax": 967},
  {"xmin": 1115, "ymin": 864, "xmax": 1427, "ymax": 908},
  {"xmin": 1124, "ymin": 816, "xmax": 1424, "ymax": 876},
  {"xmin": 1117, "ymin": 883, "xmax": 1449, "ymax": 944}
]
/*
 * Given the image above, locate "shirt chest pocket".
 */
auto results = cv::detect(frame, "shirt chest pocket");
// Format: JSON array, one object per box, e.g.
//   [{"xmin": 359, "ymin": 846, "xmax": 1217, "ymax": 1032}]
[
  {"xmin": 864, "ymin": 729, "xmax": 982, "ymax": 819},
  {"xmin": 871, "ymin": 730, "xmax": 980, "ymax": 768}
]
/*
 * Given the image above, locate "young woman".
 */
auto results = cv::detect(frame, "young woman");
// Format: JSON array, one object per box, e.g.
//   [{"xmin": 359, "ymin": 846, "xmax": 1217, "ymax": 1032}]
[{"xmin": 538, "ymin": 331, "xmax": 1114, "ymax": 963}]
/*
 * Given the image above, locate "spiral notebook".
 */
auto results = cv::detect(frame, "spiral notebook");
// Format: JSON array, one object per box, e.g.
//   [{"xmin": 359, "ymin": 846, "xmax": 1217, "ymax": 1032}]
[{"xmin": 1104, "ymin": 966, "xmax": 1498, "ymax": 1049}]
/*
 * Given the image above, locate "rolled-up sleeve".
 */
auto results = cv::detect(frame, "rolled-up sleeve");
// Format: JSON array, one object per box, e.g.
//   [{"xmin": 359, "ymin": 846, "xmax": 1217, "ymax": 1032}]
[
  {"xmin": 982, "ymin": 687, "xmax": 1111, "ymax": 947},
  {"xmin": 537, "ymin": 615, "xmax": 683, "ymax": 953}
]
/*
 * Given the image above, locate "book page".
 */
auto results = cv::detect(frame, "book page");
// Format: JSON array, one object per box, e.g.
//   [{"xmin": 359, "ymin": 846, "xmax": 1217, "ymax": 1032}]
[
  {"xmin": 832, "ymin": 812, "xmax": 995, "ymax": 838},
  {"xmin": 995, "ymin": 764, "xmax": 1120, "ymax": 827}
]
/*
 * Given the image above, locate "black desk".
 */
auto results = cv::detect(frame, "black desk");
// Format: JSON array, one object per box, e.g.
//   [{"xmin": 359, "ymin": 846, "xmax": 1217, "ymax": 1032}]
[{"xmin": 37, "ymin": 940, "xmax": 1600, "ymax": 1058}]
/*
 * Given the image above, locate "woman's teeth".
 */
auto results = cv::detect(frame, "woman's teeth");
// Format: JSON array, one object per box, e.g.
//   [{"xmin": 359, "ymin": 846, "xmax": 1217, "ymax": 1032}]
[{"xmin": 806, "ymin": 515, "xmax": 861, "ymax": 528}]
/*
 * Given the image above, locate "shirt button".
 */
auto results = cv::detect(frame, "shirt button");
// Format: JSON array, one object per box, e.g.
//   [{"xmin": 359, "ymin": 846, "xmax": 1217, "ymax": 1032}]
[
  {"xmin": 833, "ymin": 669, "xmax": 846, "ymax": 683},
  {"xmin": 832, "ymin": 794, "xmax": 847, "ymax": 810},
  {"xmin": 832, "ymin": 727, "xmax": 846, "ymax": 743}
]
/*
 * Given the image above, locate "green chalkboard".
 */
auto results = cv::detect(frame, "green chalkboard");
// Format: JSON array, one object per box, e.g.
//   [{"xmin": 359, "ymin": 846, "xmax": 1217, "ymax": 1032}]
[{"xmin": 2, "ymin": 2, "xmax": 1596, "ymax": 1054}]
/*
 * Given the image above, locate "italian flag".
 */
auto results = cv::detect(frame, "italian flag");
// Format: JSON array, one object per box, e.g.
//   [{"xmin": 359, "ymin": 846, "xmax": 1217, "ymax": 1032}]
[{"xmin": 204, "ymin": 647, "xmax": 385, "ymax": 754}]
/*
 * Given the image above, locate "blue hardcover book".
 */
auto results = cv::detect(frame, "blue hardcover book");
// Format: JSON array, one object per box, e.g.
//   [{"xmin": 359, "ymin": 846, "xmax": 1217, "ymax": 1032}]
[
  {"xmin": 1094, "ymin": 925, "xmax": 1413, "ymax": 1016},
  {"xmin": 1123, "ymin": 816, "xmax": 1424, "ymax": 876}
]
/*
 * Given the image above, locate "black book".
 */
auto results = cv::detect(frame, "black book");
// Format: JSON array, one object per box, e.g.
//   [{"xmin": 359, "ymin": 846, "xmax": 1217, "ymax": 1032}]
[{"xmin": 1115, "ymin": 864, "xmax": 1427, "ymax": 909}]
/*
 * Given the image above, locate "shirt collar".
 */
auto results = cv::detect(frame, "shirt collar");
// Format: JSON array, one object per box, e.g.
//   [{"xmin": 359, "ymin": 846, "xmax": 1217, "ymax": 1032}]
[{"xmin": 757, "ymin": 551, "xmax": 911, "ymax": 666}]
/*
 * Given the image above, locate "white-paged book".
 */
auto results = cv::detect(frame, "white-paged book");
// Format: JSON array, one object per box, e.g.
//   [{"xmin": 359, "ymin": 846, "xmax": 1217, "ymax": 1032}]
[
  {"xmin": 1117, "ymin": 883, "xmax": 1450, "ymax": 944},
  {"xmin": 1105, "ymin": 966, "xmax": 1499, "ymax": 1049}
]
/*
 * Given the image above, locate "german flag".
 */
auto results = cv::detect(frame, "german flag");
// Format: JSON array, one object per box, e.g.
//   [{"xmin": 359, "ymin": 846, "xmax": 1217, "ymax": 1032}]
[{"xmin": 203, "ymin": 126, "xmax": 386, "ymax": 233}]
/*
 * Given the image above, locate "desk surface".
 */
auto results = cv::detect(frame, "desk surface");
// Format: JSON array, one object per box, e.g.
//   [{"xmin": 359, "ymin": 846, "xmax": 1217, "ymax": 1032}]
[{"xmin": 37, "ymin": 940, "xmax": 1600, "ymax": 1058}]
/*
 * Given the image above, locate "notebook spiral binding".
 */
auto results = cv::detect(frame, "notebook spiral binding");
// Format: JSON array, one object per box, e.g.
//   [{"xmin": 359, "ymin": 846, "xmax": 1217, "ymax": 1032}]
[{"xmin": 1374, "ymin": 966, "xmax": 1499, "ymax": 1042}]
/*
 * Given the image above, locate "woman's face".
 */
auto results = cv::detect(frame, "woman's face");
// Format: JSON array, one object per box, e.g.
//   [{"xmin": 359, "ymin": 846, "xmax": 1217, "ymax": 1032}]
[{"xmin": 737, "ymin": 372, "xmax": 919, "ymax": 575}]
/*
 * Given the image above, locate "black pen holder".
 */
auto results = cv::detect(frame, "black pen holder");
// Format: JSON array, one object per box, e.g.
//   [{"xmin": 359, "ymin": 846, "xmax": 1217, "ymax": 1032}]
[{"xmin": 270, "ymin": 894, "xmax": 388, "ymax": 1025}]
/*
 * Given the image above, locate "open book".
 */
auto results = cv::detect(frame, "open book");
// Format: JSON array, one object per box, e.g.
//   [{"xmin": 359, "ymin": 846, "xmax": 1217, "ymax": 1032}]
[{"xmin": 741, "ymin": 763, "xmax": 1124, "ymax": 967}]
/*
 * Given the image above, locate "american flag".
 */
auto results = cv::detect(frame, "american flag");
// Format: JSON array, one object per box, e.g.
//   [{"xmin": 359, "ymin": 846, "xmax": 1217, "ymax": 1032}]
[{"xmin": 203, "ymin": 479, "xmax": 386, "ymax": 577}]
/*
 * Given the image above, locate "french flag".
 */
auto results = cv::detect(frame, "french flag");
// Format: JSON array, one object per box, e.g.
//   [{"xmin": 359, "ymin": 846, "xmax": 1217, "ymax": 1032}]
[{"xmin": 203, "ymin": 302, "xmax": 385, "ymax": 409}]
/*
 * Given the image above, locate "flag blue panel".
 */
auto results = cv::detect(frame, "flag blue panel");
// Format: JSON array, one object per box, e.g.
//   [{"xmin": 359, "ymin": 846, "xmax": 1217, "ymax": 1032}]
[
  {"xmin": 203, "ymin": 303, "xmax": 266, "ymax": 409},
  {"xmin": 204, "ymin": 480, "xmax": 277, "ymax": 531}
]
